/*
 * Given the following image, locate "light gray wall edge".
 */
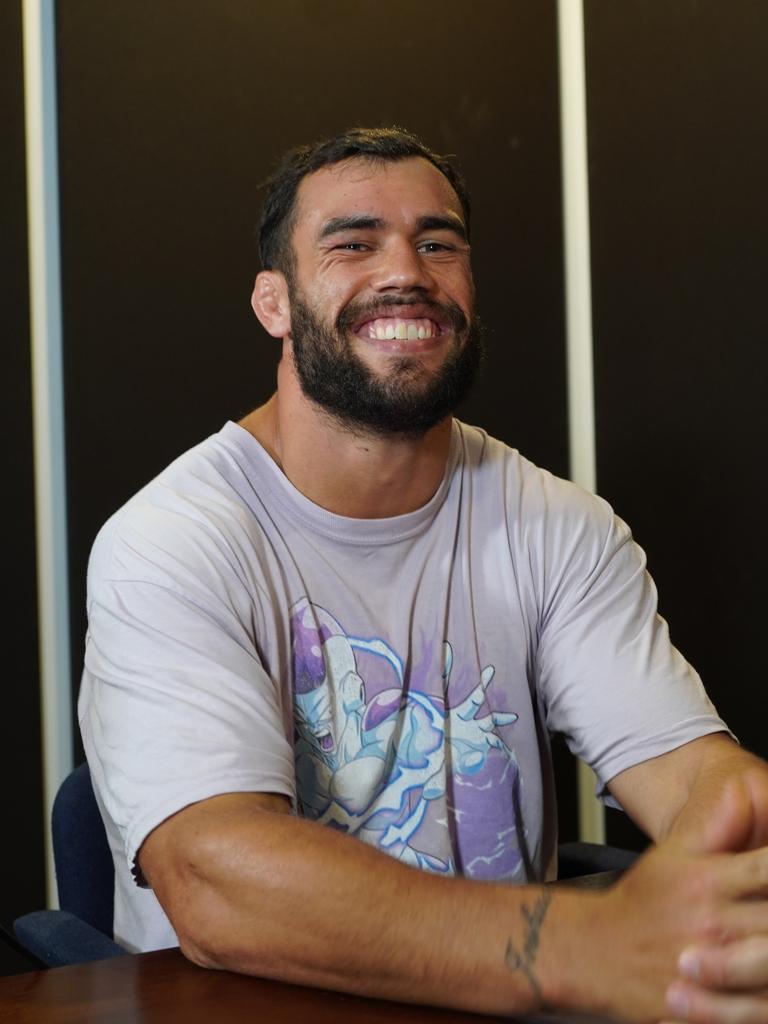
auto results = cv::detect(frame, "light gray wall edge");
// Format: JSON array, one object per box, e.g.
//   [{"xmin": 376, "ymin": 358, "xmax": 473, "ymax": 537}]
[
  {"xmin": 23, "ymin": 0, "xmax": 73, "ymax": 906},
  {"xmin": 556, "ymin": 0, "xmax": 605, "ymax": 844}
]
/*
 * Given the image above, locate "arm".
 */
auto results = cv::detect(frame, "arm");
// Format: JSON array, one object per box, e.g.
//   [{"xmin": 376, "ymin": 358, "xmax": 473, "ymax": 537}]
[
  {"xmin": 139, "ymin": 787, "xmax": 768, "ymax": 1022},
  {"xmin": 139, "ymin": 791, "xmax": 582, "ymax": 1017},
  {"xmin": 608, "ymin": 732, "xmax": 768, "ymax": 848}
]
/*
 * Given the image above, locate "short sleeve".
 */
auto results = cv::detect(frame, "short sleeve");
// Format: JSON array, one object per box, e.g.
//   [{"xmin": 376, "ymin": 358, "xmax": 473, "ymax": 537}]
[
  {"xmin": 78, "ymin": 503, "xmax": 296, "ymax": 884},
  {"xmin": 534, "ymin": 488, "xmax": 730, "ymax": 799}
]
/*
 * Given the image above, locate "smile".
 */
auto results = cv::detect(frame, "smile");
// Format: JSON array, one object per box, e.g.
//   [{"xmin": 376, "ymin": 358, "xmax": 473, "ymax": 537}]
[{"xmin": 356, "ymin": 317, "xmax": 442, "ymax": 341}]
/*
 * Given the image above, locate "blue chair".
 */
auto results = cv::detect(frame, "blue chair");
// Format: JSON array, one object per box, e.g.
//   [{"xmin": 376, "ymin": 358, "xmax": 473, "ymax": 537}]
[{"xmin": 13, "ymin": 763, "xmax": 126, "ymax": 966}]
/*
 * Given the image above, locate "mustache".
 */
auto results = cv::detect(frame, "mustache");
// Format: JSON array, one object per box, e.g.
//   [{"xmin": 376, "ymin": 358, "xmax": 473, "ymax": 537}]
[{"xmin": 336, "ymin": 295, "xmax": 468, "ymax": 334}]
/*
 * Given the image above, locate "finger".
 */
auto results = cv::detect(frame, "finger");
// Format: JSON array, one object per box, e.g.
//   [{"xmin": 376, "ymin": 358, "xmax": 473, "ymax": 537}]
[
  {"xmin": 441, "ymin": 641, "xmax": 453, "ymax": 680},
  {"xmin": 489, "ymin": 711, "xmax": 518, "ymax": 728},
  {"xmin": 484, "ymin": 732, "xmax": 514, "ymax": 758},
  {"xmin": 726, "ymin": 901, "xmax": 768, "ymax": 942},
  {"xmin": 680, "ymin": 937, "xmax": 768, "ymax": 992},
  {"xmin": 723, "ymin": 846, "xmax": 768, "ymax": 899},
  {"xmin": 455, "ymin": 672, "xmax": 494, "ymax": 720},
  {"xmin": 667, "ymin": 980, "xmax": 768, "ymax": 1024},
  {"xmin": 455, "ymin": 691, "xmax": 484, "ymax": 721}
]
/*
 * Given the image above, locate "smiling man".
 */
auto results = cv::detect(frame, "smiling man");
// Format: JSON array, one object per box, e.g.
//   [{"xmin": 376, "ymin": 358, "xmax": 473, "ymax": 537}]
[{"xmin": 80, "ymin": 128, "xmax": 768, "ymax": 1023}]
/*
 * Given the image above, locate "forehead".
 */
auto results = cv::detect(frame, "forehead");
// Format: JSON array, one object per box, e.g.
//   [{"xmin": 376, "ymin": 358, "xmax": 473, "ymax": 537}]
[{"xmin": 292, "ymin": 156, "xmax": 464, "ymax": 238}]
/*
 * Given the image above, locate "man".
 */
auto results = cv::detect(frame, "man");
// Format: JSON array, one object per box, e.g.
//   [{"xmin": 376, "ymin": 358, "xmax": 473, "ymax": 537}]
[{"xmin": 80, "ymin": 127, "xmax": 768, "ymax": 1022}]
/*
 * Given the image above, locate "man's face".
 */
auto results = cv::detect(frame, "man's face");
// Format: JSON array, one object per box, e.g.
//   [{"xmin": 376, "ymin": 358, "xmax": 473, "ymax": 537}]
[{"xmin": 285, "ymin": 157, "xmax": 483, "ymax": 437}]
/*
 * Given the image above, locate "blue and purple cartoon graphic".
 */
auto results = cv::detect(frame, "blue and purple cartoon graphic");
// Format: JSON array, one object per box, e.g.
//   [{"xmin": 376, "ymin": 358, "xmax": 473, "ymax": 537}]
[{"xmin": 290, "ymin": 599, "xmax": 525, "ymax": 880}]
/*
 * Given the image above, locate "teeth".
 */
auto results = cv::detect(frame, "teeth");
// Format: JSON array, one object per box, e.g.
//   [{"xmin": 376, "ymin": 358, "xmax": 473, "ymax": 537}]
[{"xmin": 365, "ymin": 317, "xmax": 437, "ymax": 341}]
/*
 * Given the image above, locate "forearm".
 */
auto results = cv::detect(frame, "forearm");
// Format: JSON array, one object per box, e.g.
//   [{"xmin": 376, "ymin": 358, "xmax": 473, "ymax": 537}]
[
  {"xmin": 142, "ymin": 788, "xmax": 768, "ymax": 1023},
  {"xmin": 609, "ymin": 732, "xmax": 768, "ymax": 846},
  {"xmin": 142, "ymin": 796, "xmax": 596, "ymax": 1017},
  {"xmin": 661, "ymin": 738, "xmax": 768, "ymax": 849}
]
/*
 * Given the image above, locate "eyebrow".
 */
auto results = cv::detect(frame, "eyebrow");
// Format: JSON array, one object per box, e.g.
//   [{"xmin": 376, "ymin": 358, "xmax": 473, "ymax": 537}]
[
  {"xmin": 319, "ymin": 216, "xmax": 384, "ymax": 239},
  {"xmin": 416, "ymin": 215, "xmax": 468, "ymax": 241},
  {"xmin": 318, "ymin": 213, "xmax": 468, "ymax": 242}
]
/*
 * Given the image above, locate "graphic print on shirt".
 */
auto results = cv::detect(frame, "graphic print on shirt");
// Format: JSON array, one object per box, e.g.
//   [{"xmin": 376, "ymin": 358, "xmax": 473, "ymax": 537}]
[{"xmin": 290, "ymin": 598, "xmax": 525, "ymax": 880}]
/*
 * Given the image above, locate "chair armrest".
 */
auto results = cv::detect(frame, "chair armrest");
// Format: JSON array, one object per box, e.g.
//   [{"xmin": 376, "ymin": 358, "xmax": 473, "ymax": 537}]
[
  {"xmin": 557, "ymin": 840, "xmax": 639, "ymax": 880},
  {"xmin": 13, "ymin": 910, "xmax": 126, "ymax": 967}
]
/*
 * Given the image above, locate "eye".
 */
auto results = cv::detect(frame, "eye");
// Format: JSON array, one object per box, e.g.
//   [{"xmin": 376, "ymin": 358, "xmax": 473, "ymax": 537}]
[
  {"xmin": 417, "ymin": 240, "xmax": 453, "ymax": 254},
  {"xmin": 333, "ymin": 241, "xmax": 370, "ymax": 252}
]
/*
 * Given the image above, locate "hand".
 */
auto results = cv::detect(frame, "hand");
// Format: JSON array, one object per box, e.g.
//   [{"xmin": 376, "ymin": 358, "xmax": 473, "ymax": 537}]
[
  {"xmin": 660, "ymin": 768, "xmax": 768, "ymax": 1023},
  {"xmin": 587, "ymin": 771, "xmax": 768, "ymax": 1023},
  {"xmin": 665, "ymin": 938, "xmax": 768, "ymax": 1024}
]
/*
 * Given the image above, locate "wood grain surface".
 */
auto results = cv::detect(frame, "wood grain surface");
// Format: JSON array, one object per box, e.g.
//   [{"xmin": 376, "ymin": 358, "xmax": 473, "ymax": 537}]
[{"xmin": 0, "ymin": 947, "xmax": 510, "ymax": 1023}]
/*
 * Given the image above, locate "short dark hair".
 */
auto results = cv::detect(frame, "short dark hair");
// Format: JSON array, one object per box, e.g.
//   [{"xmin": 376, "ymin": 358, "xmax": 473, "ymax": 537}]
[{"xmin": 257, "ymin": 126, "xmax": 471, "ymax": 275}]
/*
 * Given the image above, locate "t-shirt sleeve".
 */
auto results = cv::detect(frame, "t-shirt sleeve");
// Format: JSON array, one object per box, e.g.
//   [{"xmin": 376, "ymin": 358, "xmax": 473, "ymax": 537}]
[
  {"xmin": 79, "ymin": 504, "xmax": 296, "ymax": 885},
  {"xmin": 533, "ymin": 483, "xmax": 732, "ymax": 802}
]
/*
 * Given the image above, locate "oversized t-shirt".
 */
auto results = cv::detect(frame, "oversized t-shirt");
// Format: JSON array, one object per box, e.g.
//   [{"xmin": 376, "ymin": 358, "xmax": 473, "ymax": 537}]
[{"xmin": 79, "ymin": 419, "xmax": 727, "ymax": 952}]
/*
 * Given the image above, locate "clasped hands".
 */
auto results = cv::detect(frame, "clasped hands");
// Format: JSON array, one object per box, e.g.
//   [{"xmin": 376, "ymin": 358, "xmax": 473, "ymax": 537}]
[{"xmin": 610, "ymin": 767, "xmax": 768, "ymax": 1024}]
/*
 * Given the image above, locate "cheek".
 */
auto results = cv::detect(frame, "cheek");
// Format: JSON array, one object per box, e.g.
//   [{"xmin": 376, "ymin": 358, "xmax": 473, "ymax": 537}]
[
  {"xmin": 449, "ymin": 268, "xmax": 475, "ymax": 305},
  {"xmin": 426, "ymin": 262, "xmax": 473, "ymax": 306},
  {"xmin": 302, "ymin": 278, "xmax": 361, "ymax": 324}
]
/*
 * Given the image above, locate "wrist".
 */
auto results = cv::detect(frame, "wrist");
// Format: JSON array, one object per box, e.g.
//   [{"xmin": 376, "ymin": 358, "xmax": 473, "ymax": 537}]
[{"xmin": 532, "ymin": 887, "xmax": 614, "ymax": 1018}]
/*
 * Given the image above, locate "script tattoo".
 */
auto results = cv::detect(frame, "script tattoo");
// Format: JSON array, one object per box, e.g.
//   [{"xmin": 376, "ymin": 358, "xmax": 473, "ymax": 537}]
[{"xmin": 504, "ymin": 888, "xmax": 552, "ymax": 1003}]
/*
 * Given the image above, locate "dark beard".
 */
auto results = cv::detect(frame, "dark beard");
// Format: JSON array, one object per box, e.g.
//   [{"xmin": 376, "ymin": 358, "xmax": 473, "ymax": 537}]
[{"xmin": 288, "ymin": 291, "xmax": 485, "ymax": 439}]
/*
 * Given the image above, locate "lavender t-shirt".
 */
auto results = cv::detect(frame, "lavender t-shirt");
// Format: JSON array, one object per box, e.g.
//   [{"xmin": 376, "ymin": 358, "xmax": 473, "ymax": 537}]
[{"xmin": 79, "ymin": 419, "xmax": 726, "ymax": 952}]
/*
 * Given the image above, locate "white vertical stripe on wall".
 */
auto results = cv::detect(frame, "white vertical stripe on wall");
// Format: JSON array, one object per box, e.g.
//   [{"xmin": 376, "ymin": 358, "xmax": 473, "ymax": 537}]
[
  {"xmin": 23, "ymin": 0, "xmax": 73, "ymax": 906},
  {"xmin": 556, "ymin": 0, "xmax": 606, "ymax": 844}
]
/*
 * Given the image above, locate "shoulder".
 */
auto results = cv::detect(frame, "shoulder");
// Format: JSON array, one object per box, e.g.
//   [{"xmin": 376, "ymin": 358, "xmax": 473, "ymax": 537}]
[
  {"xmin": 88, "ymin": 423, "xmax": 271, "ymax": 595},
  {"xmin": 454, "ymin": 419, "xmax": 621, "ymax": 541},
  {"xmin": 453, "ymin": 420, "xmax": 638, "ymax": 618}
]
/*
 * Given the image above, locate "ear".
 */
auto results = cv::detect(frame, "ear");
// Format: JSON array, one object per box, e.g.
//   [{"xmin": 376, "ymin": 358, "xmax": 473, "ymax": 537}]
[{"xmin": 251, "ymin": 271, "xmax": 291, "ymax": 339}]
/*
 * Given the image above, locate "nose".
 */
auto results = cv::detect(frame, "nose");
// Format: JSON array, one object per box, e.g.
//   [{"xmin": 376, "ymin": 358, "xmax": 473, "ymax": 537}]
[{"xmin": 370, "ymin": 239, "xmax": 435, "ymax": 293}]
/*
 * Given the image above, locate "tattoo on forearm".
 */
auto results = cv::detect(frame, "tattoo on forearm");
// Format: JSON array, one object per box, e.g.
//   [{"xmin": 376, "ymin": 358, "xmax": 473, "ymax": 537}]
[{"xmin": 504, "ymin": 888, "xmax": 552, "ymax": 1003}]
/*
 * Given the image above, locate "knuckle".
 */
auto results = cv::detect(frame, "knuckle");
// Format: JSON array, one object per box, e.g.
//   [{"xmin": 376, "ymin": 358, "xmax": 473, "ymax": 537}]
[{"xmin": 695, "ymin": 909, "xmax": 731, "ymax": 945}]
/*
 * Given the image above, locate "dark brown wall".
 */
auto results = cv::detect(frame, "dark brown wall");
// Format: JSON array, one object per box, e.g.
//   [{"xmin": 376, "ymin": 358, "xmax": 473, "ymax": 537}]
[
  {"xmin": 585, "ymin": 0, "xmax": 768, "ymax": 849},
  {"xmin": 0, "ymin": 0, "xmax": 46, "ymax": 948}
]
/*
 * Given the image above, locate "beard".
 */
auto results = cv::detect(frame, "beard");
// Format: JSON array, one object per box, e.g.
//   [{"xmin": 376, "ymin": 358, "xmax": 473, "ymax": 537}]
[{"xmin": 287, "ymin": 288, "xmax": 485, "ymax": 440}]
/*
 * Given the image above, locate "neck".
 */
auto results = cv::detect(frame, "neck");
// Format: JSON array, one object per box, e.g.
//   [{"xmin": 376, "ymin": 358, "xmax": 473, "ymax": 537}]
[{"xmin": 239, "ymin": 361, "xmax": 453, "ymax": 519}]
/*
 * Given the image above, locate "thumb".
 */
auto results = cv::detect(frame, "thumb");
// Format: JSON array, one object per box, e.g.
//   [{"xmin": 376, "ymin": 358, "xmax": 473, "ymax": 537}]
[{"xmin": 674, "ymin": 777, "xmax": 754, "ymax": 855}]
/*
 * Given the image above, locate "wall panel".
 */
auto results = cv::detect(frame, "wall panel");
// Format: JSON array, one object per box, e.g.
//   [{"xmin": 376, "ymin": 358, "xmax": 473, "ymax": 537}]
[
  {"xmin": 585, "ymin": 1, "xmax": 768, "ymax": 848},
  {"xmin": 0, "ymin": 0, "xmax": 46, "ymax": 956}
]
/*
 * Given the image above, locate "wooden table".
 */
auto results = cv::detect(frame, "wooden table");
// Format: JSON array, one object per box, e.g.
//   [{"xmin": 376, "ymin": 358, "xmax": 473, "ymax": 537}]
[{"xmin": 0, "ymin": 947, "xmax": 534, "ymax": 1023}]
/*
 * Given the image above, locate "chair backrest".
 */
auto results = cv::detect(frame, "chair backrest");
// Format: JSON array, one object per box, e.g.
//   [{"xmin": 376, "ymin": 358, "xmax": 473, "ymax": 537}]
[{"xmin": 51, "ymin": 763, "xmax": 115, "ymax": 938}]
